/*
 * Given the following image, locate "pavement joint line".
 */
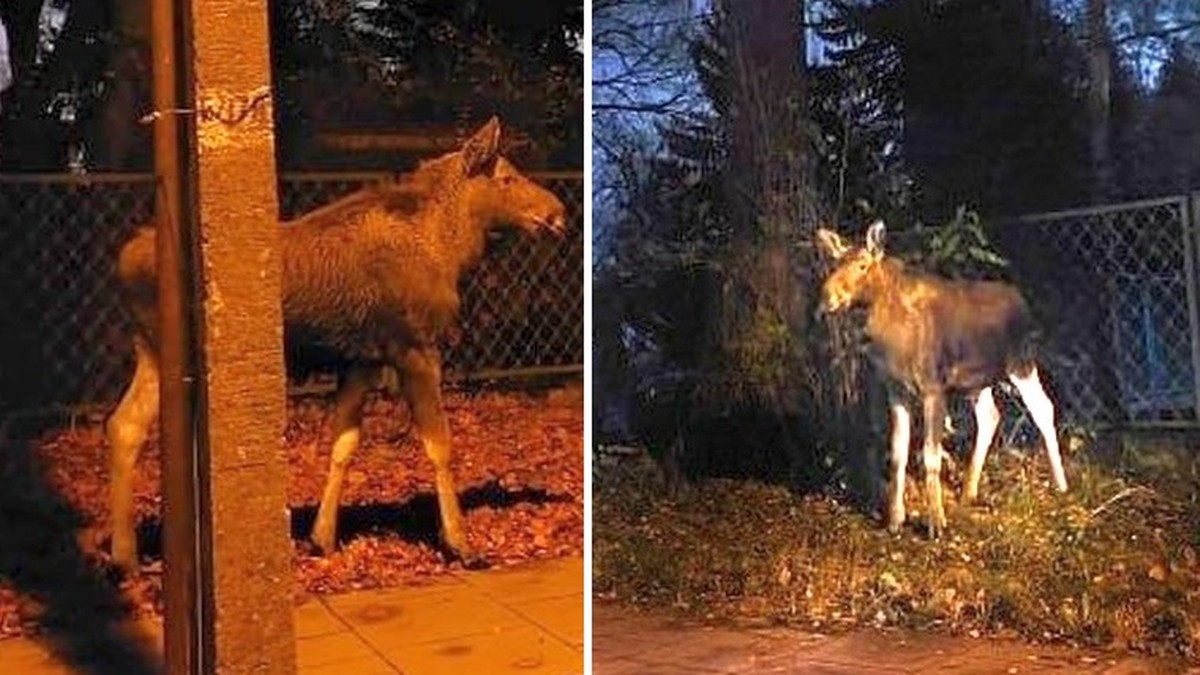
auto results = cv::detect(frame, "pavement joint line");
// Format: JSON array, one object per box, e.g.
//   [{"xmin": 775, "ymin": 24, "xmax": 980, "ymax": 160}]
[
  {"xmin": 324, "ymin": 584, "xmax": 538, "ymax": 648},
  {"xmin": 494, "ymin": 594, "xmax": 584, "ymax": 651},
  {"xmin": 316, "ymin": 593, "xmax": 405, "ymax": 675}
]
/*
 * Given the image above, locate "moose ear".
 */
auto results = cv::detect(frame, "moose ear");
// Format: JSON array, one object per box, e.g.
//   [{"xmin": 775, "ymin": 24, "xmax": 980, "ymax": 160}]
[
  {"xmin": 462, "ymin": 116, "xmax": 502, "ymax": 177},
  {"xmin": 865, "ymin": 220, "xmax": 887, "ymax": 256},
  {"xmin": 815, "ymin": 228, "xmax": 850, "ymax": 260}
]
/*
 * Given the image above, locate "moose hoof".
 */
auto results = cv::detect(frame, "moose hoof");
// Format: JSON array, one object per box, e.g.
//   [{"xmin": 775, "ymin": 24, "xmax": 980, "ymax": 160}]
[
  {"xmin": 457, "ymin": 550, "xmax": 489, "ymax": 571},
  {"xmin": 111, "ymin": 552, "xmax": 139, "ymax": 575},
  {"xmin": 446, "ymin": 535, "xmax": 487, "ymax": 566},
  {"xmin": 448, "ymin": 542, "xmax": 487, "ymax": 570},
  {"xmin": 444, "ymin": 534, "xmax": 487, "ymax": 569},
  {"xmin": 310, "ymin": 528, "xmax": 337, "ymax": 556},
  {"xmin": 110, "ymin": 538, "xmax": 139, "ymax": 574},
  {"xmin": 926, "ymin": 516, "xmax": 946, "ymax": 540}
]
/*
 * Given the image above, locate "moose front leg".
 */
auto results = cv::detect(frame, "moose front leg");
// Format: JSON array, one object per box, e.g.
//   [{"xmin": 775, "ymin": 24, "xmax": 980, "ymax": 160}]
[
  {"xmin": 886, "ymin": 399, "xmax": 912, "ymax": 534},
  {"xmin": 400, "ymin": 347, "xmax": 481, "ymax": 567},
  {"xmin": 311, "ymin": 363, "xmax": 376, "ymax": 554},
  {"xmin": 106, "ymin": 338, "xmax": 160, "ymax": 571},
  {"xmin": 922, "ymin": 392, "xmax": 948, "ymax": 538}
]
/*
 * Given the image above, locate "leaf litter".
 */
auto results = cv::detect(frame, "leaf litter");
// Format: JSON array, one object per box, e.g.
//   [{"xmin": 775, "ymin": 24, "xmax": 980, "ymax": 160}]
[
  {"xmin": 0, "ymin": 383, "xmax": 582, "ymax": 638},
  {"xmin": 594, "ymin": 442, "xmax": 1200, "ymax": 662}
]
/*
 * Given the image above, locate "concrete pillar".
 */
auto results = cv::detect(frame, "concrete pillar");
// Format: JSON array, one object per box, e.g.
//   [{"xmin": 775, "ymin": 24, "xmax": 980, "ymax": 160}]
[{"xmin": 183, "ymin": 0, "xmax": 296, "ymax": 672}]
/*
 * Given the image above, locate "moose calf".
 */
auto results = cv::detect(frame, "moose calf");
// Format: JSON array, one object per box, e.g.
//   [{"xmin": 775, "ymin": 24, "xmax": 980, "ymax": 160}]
[
  {"xmin": 106, "ymin": 118, "xmax": 567, "ymax": 570},
  {"xmin": 816, "ymin": 221, "xmax": 1067, "ymax": 538}
]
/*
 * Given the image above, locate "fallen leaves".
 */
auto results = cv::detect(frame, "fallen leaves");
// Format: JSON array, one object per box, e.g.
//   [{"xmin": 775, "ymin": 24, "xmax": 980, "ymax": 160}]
[
  {"xmin": 0, "ymin": 383, "xmax": 582, "ymax": 638},
  {"xmin": 594, "ymin": 445, "xmax": 1200, "ymax": 661}
]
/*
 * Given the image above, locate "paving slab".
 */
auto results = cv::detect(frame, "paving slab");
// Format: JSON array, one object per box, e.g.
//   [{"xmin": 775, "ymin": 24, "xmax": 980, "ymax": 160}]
[
  {"xmin": 455, "ymin": 556, "xmax": 584, "ymax": 603},
  {"xmin": 323, "ymin": 581, "xmax": 529, "ymax": 649},
  {"xmin": 295, "ymin": 630, "xmax": 382, "ymax": 670},
  {"xmin": 381, "ymin": 623, "xmax": 581, "ymax": 674},
  {"xmin": 593, "ymin": 600, "xmax": 1192, "ymax": 675},
  {"xmin": 506, "ymin": 593, "xmax": 584, "ymax": 648},
  {"xmin": 0, "ymin": 556, "xmax": 583, "ymax": 675},
  {"xmin": 294, "ymin": 598, "xmax": 347, "ymax": 640}
]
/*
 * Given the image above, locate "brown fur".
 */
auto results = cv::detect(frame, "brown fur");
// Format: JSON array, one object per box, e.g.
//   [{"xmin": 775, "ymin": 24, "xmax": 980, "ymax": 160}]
[
  {"xmin": 106, "ymin": 118, "xmax": 567, "ymax": 570},
  {"xmin": 817, "ymin": 221, "xmax": 1066, "ymax": 539},
  {"xmin": 835, "ymin": 257, "xmax": 1038, "ymax": 393}
]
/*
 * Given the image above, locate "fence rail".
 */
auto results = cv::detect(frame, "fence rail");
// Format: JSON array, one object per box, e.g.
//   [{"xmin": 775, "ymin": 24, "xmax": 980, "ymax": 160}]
[
  {"xmin": 989, "ymin": 193, "xmax": 1200, "ymax": 428},
  {"xmin": 0, "ymin": 171, "xmax": 583, "ymax": 414}
]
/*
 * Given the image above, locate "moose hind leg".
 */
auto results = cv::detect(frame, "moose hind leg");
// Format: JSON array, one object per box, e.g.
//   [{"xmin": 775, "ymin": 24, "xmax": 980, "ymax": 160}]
[
  {"xmin": 922, "ymin": 393, "xmax": 948, "ymax": 538},
  {"xmin": 964, "ymin": 386, "xmax": 1000, "ymax": 503},
  {"xmin": 400, "ymin": 347, "xmax": 479, "ymax": 566},
  {"xmin": 887, "ymin": 401, "xmax": 911, "ymax": 534},
  {"xmin": 1010, "ymin": 366, "xmax": 1067, "ymax": 492},
  {"xmin": 106, "ymin": 338, "xmax": 160, "ymax": 571},
  {"xmin": 311, "ymin": 364, "xmax": 375, "ymax": 554}
]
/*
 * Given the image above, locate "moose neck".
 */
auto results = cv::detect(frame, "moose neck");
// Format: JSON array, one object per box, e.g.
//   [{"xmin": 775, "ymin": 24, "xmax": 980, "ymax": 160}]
[
  {"xmin": 403, "ymin": 158, "xmax": 495, "ymax": 276},
  {"xmin": 858, "ymin": 258, "xmax": 909, "ymax": 308}
]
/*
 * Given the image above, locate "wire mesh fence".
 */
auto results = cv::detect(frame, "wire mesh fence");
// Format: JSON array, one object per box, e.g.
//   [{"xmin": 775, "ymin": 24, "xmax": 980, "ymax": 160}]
[
  {"xmin": 0, "ymin": 171, "xmax": 583, "ymax": 414},
  {"xmin": 988, "ymin": 194, "xmax": 1200, "ymax": 428}
]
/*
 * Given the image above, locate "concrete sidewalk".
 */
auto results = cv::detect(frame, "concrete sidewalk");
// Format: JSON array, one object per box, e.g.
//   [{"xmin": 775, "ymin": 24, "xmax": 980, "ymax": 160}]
[
  {"xmin": 0, "ymin": 556, "xmax": 583, "ymax": 675},
  {"xmin": 593, "ymin": 601, "xmax": 1193, "ymax": 674}
]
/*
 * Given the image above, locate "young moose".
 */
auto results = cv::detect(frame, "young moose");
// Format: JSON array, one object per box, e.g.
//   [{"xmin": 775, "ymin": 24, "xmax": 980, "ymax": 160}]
[
  {"xmin": 106, "ymin": 118, "xmax": 567, "ymax": 570},
  {"xmin": 816, "ymin": 221, "xmax": 1067, "ymax": 538}
]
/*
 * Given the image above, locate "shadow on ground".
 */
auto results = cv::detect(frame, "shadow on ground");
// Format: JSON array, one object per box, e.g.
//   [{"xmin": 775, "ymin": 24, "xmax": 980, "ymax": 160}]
[
  {"xmin": 123, "ymin": 479, "xmax": 572, "ymax": 565},
  {"xmin": 289, "ymin": 480, "xmax": 573, "ymax": 556},
  {"xmin": 0, "ymin": 417, "xmax": 161, "ymax": 675}
]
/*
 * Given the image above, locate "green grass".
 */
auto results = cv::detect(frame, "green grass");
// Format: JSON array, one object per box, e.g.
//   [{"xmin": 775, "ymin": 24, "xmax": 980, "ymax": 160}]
[{"xmin": 593, "ymin": 445, "xmax": 1200, "ymax": 659}]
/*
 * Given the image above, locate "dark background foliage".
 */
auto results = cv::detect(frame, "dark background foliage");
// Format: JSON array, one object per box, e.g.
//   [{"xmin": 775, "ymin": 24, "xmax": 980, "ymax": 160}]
[
  {"xmin": 593, "ymin": 0, "xmax": 1200, "ymax": 497},
  {"xmin": 0, "ymin": 0, "xmax": 584, "ymax": 172}
]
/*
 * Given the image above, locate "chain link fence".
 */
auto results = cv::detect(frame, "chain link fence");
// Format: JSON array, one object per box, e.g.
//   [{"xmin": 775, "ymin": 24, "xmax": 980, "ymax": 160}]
[
  {"xmin": 988, "ymin": 194, "xmax": 1200, "ymax": 428},
  {"xmin": 0, "ymin": 171, "xmax": 583, "ymax": 414}
]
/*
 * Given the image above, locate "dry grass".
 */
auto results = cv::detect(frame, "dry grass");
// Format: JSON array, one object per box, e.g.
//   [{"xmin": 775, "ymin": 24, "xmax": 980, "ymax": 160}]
[{"xmin": 593, "ymin": 443, "xmax": 1200, "ymax": 660}]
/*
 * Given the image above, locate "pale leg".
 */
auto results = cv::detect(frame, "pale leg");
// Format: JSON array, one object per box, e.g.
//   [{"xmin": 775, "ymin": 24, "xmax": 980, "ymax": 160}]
[
  {"xmin": 400, "ymin": 348, "xmax": 479, "ymax": 565},
  {"xmin": 922, "ymin": 393, "xmax": 947, "ymax": 538},
  {"xmin": 311, "ymin": 364, "xmax": 375, "ymax": 554},
  {"xmin": 106, "ymin": 338, "xmax": 159, "ymax": 571},
  {"xmin": 964, "ymin": 386, "xmax": 1000, "ymax": 503},
  {"xmin": 1009, "ymin": 366, "xmax": 1067, "ymax": 492},
  {"xmin": 887, "ymin": 402, "xmax": 911, "ymax": 534}
]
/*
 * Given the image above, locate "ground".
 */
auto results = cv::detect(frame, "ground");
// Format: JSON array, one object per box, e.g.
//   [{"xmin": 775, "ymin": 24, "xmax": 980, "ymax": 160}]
[
  {"xmin": 593, "ymin": 436, "xmax": 1200, "ymax": 663},
  {"xmin": 0, "ymin": 381, "xmax": 583, "ymax": 638},
  {"xmin": 0, "ymin": 556, "xmax": 584, "ymax": 675},
  {"xmin": 593, "ymin": 600, "xmax": 1190, "ymax": 673}
]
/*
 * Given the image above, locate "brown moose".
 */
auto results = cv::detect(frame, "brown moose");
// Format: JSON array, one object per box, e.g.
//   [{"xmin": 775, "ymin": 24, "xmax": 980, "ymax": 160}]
[
  {"xmin": 816, "ymin": 220, "xmax": 1067, "ymax": 538},
  {"xmin": 106, "ymin": 118, "xmax": 567, "ymax": 570}
]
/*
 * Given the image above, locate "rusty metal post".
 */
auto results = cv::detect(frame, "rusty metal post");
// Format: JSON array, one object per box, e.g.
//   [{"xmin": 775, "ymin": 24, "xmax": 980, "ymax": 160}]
[
  {"xmin": 150, "ymin": 0, "xmax": 201, "ymax": 671},
  {"xmin": 179, "ymin": 0, "xmax": 297, "ymax": 672},
  {"xmin": 1187, "ymin": 192, "xmax": 1200, "ymax": 422}
]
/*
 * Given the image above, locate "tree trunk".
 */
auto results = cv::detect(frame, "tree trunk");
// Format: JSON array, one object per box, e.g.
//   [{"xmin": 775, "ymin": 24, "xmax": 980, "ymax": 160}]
[
  {"xmin": 714, "ymin": 0, "xmax": 831, "ymax": 487},
  {"xmin": 723, "ymin": 0, "xmax": 806, "ymax": 237},
  {"xmin": 1086, "ymin": 0, "xmax": 1112, "ymax": 200}
]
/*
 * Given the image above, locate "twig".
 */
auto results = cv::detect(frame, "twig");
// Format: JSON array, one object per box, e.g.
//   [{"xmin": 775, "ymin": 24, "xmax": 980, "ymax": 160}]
[{"xmin": 1089, "ymin": 485, "xmax": 1157, "ymax": 519}]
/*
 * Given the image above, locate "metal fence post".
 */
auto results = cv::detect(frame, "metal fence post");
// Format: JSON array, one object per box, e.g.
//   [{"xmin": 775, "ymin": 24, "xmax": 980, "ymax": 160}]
[{"xmin": 1188, "ymin": 192, "xmax": 1200, "ymax": 422}]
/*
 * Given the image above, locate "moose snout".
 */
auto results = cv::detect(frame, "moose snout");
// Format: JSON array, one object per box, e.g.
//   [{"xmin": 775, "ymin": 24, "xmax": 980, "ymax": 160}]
[
  {"xmin": 545, "ymin": 210, "xmax": 568, "ymax": 235},
  {"xmin": 816, "ymin": 285, "xmax": 847, "ymax": 317},
  {"xmin": 537, "ymin": 202, "xmax": 569, "ymax": 236}
]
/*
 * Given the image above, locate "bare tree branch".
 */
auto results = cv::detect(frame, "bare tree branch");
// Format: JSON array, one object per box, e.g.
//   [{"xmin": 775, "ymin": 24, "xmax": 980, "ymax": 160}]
[{"xmin": 1113, "ymin": 18, "xmax": 1200, "ymax": 45}]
